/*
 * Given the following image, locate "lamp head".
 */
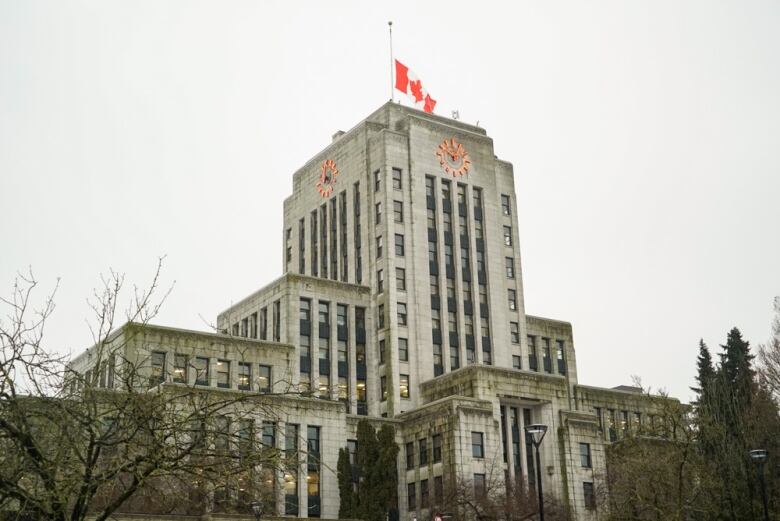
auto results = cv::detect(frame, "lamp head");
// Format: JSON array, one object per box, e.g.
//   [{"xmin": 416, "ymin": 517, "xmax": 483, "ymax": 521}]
[
  {"xmin": 749, "ymin": 449, "xmax": 768, "ymax": 463},
  {"xmin": 524, "ymin": 423, "xmax": 548, "ymax": 446}
]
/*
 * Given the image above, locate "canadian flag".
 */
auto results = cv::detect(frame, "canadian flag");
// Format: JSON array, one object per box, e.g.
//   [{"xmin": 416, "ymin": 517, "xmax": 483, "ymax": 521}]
[{"xmin": 395, "ymin": 59, "xmax": 437, "ymax": 113}]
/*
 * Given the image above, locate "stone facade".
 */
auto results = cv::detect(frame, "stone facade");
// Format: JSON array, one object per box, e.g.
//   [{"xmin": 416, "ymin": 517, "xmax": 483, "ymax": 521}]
[{"xmin": 72, "ymin": 102, "xmax": 678, "ymax": 520}]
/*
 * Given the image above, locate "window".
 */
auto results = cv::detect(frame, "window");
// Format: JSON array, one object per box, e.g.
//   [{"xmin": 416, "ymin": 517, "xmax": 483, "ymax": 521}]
[
  {"xmin": 503, "ymin": 226, "xmax": 512, "ymax": 246},
  {"xmin": 319, "ymin": 374, "xmax": 330, "ymax": 397},
  {"xmin": 273, "ymin": 299, "xmax": 281, "ymax": 341},
  {"xmin": 250, "ymin": 312, "xmax": 258, "ymax": 338},
  {"xmin": 397, "ymin": 303, "xmax": 407, "ymax": 326},
  {"xmin": 425, "ymin": 176, "xmax": 435, "ymax": 197},
  {"xmin": 260, "ymin": 307, "xmax": 268, "ymax": 340},
  {"xmin": 238, "ymin": 362, "xmax": 251, "ymax": 390},
  {"xmin": 428, "ymin": 240, "xmax": 438, "ymax": 263},
  {"xmin": 420, "ymin": 479, "xmax": 429, "ymax": 507},
  {"xmin": 300, "ymin": 299, "xmax": 311, "ymax": 322},
  {"xmin": 394, "ymin": 233, "xmax": 405, "ymax": 256},
  {"xmin": 393, "ymin": 200, "xmax": 403, "ymax": 222},
  {"xmin": 262, "ymin": 421, "xmax": 276, "ymax": 448},
  {"xmin": 376, "ymin": 236, "xmax": 383, "ymax": 258},
  {"xmin": 501, "ymin": 194, "xmax": 511, "ymax": 215},
  {"xmin": 173, "ymin": 354, "xmax": 187, "ymax": 383},
  {"xmin": 583, "ymin": 482, "xmax": 596, "ymax": 509},
  {"xmin": 337, "ymin": 304, "xmax": 347, "ymax": 328},
  {"xmin": 505, "ymin": 257, "xmax": 515, "ymax": 278},
  {"xmin": 406, "ymin": 442, "xmax": 415, "ymax": 469},
  {"xmin": 150, "ymin": 351, "xmax": 165, "ymax": 386},
  {"xmin": 396, "ymin": 267, "xmax": 406, "ymax": 291},
  {"xmin": 474, "ymin": 473, "xmax": 486, "ymax": 497},
  {"xmin": 379, "ymin": 339, "xmax": 385, "ymax": 364},
  {"xmin": 580, "ymin": 443, "xmax": 592, "ymax": 468},
  {"xmin": 380, "ymin": 376, "xmax": 387, "ymax": 401},
  {"xmin": 431, "ymin": 308, "xmax": 441, "ymax": 331},
  {"xmin": 476, "ymin": 250, "xmax": 485, "ymax": 273},
  {"xmin": 432, "ymin": 434, "xmax": 442, "ymax": 462},
  {"xmin": 318, "ymin": 301, "xmax": 329, "ymax": 326},
  {"xmin": 238, "ymin": 418, "xmax": 254, "ymax": 455},
  {"xmin": 473, "ymin": 187, "xmax": 482, "ymax": 210},
  {"xmin": 399, "ymin": 337, "xmax": 409, "ymax": 361},
  {"xmin": 392, "ymin": 167, "xmax": 402, "ymax": 190},
  {"xmin": 460, "ymin": 246, "xmax": 470, "ymax": 271},
  {"xmin": 594, "ymin": 407, "xmax": 603, "ymax": 431},
  {"xmin": 217, "ymin": 360, "xmax": 230, "ymax": 388},
  {"xmin": 607, "ymin": 409, "xmax": 617, "ymax": 441},
  {"xmin": 427, "ymin": 208, "xmax": 436, "ymax": 229},
  {"xmin": 194, "ymin": 357, "xmax": 209, "ymax": 385},
  {"xmin": 374, "ymin": 169, "xmax": 381, "ymax": 192},
  {"xmin": 556, "ymin": 339, "xmax": 566, "ymax": 375},
  {"xmin": 510, "ymin": 322, "xmax": 520, "ymax": 344},
  {"xmin": 471, "ymin": 431, "xmax": 484, "ymax": 458},
  {"xmin": 400, "ymin": 374, "xmax": 410, "ymax": 398},
  {"xmin": 434, "ymin": 476, "xmax": 443, "ymax": 504},
  {"xmin": 298, "ymin": 219, "xmax": 306, "ymax": 275},
  {"xmin": 512, "ymin": 355, "xmax": 522, "ymax": 369},
  {"xmin": 377, "ymin": 269, "xmax": 384, "ymax": 293},
  {"xmin": 542, "ymin": 337, "xmax": 552, "ymax": 373},
  {"xmin": 407, "ymin": 482, "xmax": 416, "ymax": 510},
  {"xmin": 375, "ymin": 202, "xmax": 382, "ymax": 224},
  {"xmin": 419, "ymin": 438, "xmax": 428, "ymax": 465},
  {"xmin": 214, "ymin": 416, "xmax": 230, "ymax": 451},
  {"xmin": 338, "ymin": 339, "xmax": 347, "ymax": 363},
  {"xmin": 338, "ymin": 376, "xmax": 348, "ymax": 401},
  {"xmin": 378, "ymin": 304, "xmax": 385, "ymax": 329},
  {"xmin": 508, "ymin": 289, "xmax": 517, "ymax": 310},
  {"xmin": 258, "ymin": 365, "xmax": 271, "ymax": 393}
]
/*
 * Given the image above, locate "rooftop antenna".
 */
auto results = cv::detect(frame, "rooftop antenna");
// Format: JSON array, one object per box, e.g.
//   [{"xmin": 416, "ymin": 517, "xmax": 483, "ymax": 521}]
[{"xmin": 388, "ymin": 21, "xmax": 394, "ymax": 101}]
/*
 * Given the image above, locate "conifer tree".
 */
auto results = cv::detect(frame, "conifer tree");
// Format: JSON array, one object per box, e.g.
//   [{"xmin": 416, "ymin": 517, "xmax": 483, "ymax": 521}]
[
  {"xmin": 692, "ymin": 339, "xmax": 715, "ymax": 401},
  {"xmin": 376, "ymin": 424, "xmax": 400, "ymax": 520},
  {"xmin": 720, "ymin": 327, "xmax": 755, "ymax": 412},
  {"xmin": 351, "ymin": 420, "xmax": 398, "ymax": 521},
  {"xmin": 337, "ymin": 447, "xmax": 355, "ymax": 518}
]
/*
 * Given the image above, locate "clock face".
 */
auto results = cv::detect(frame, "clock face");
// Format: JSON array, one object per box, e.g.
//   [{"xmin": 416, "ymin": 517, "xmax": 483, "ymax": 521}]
[
  {"xmin": 436, "ymin": 138, "xmax": 471, "ymax": 177},
  {"xmin": 316, "ymin": 159, "xmax": 339, "ymax": 197}
]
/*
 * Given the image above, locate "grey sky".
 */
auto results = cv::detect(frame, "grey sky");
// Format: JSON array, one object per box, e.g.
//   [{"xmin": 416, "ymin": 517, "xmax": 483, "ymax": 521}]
[{"xmin": 1, "ymin": 0, "xmax": 778, "ymax": 402}]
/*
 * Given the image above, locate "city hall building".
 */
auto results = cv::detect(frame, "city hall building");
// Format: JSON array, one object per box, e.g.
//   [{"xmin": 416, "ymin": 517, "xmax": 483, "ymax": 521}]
[{"xmin": 73, "ymin": 102, "xmax": 674, "ymax": 520}]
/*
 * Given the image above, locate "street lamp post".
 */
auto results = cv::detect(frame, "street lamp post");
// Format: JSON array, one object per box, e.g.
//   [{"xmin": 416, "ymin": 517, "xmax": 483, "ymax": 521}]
[
  {"xmin": 525, "ymin": 424, "xmax": 548, "ymax": 521},
  {"xmin": 749, "ymin": 449, "xmax": 769, "ymax": 521},
  {"xmin": 250, "ymin": 500, "xmax": 263, "ymax": 521}
]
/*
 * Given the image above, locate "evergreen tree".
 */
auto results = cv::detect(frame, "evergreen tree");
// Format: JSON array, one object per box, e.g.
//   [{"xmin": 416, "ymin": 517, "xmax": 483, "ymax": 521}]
[
  {"xmin": 376, "ymin": 424, "xmax": 400, "ymax": 520},
  {"xmin": 720, "ymin": 327, "xmax": 755, "ymax": 411},
  {"xmin": 692, "ymin": 339, "xmax": 715, "ymax": 402},
  {"xmin": 337, "ymin": 447, "xmax": 355, "ymax": 518},
  {"xmin": 336, "ymin": 420, "xmax": 400, "ymax": 521}
]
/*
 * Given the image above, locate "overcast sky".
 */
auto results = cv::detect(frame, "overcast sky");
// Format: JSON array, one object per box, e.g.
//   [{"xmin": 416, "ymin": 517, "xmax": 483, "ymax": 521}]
[{"xmin": 1, "ymin": 1, "xmax": 778, "ymax": 402}]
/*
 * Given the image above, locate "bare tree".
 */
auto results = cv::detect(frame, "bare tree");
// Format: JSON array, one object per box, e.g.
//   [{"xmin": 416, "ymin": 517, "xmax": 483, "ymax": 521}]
[
  {"xmin": 757, "ymin": 296, "xmax": 780, "ymax": 403},
  {"xmin": 601, "ymin": 384, "xmax": 719, "ymax": 521},
  {"xmin": 438, "ymin": 453, "xmax": 570, "ymax": 521},
  {"xmin": 0, "ymin": 260, "xmax": 293, "ymax": 520}
]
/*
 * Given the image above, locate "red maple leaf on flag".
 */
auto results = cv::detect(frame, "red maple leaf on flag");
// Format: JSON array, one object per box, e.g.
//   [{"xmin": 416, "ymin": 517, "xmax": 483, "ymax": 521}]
[
  {"xmin": 423, "ymin": 94, "xmax": 436, "ymax": 113},
  {"xmin": 394, "ymin": 59, "xmax": 437, "ymax": 113},
  {"xmin": 409, "ymin": 80, "xmax": 424, "ymax": 103}
]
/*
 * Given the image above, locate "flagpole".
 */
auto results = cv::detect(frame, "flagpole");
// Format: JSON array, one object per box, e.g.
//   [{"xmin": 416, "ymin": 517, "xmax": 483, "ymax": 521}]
[{"xmin": 388, "ymin": 21, "xmax": 394, "ymax": 101}]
